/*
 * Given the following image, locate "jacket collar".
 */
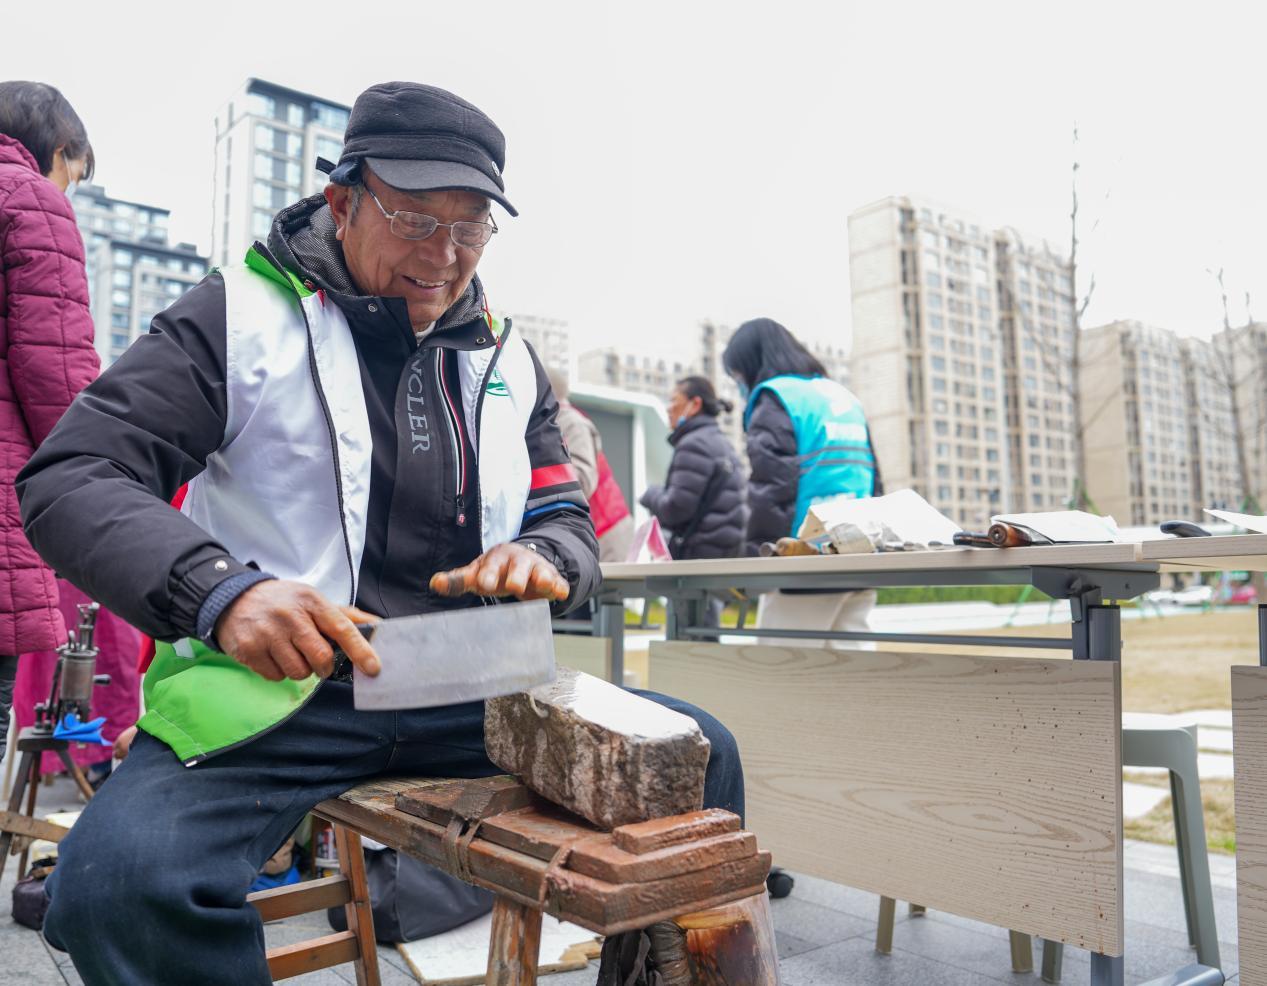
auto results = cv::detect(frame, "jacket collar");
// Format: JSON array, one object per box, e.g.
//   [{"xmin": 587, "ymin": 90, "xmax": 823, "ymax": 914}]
[
  {"xmin": 0, "ymin": 134, "xmax": 40, "ymax": 174},
  {"xmin": 669, "ymin": 413, "xmax": 716, "ymax": 446}
]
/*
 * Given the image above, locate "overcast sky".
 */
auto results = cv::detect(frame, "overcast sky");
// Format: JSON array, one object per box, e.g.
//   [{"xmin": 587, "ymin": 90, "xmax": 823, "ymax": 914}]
[{"xmin": 8, "ymin": 1, "xmax": 1266, "ymax": 361}]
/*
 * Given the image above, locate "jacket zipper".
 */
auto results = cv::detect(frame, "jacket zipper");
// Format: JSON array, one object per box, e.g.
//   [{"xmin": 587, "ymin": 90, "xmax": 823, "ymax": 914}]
[
  {"xmin": 435, "ymin": 349, "xmax": 468, "ymax": 527},
  {"xmin": 184, "ymin": 249, "xmax": 357, "ymax": 766},
  {"xmin": 472, "ymin": 317, "xmax": 511, "ymax": 551}
]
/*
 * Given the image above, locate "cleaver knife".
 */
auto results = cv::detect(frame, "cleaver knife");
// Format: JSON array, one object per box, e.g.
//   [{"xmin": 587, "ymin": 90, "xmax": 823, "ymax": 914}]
[{"xmin": 351, "ymin": 598, "xmax": 556, "ymax": 710}]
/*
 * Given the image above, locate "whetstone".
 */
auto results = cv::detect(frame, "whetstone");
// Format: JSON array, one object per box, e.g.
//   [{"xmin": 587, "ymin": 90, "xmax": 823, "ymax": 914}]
[{"xmin": 484, "ymin": 667, "xmax": 711, "ymax": 830}]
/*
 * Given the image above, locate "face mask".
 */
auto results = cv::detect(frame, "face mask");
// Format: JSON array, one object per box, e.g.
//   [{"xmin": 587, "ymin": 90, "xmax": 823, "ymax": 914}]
[
  {"xmin": 675, "ymin": 415, "xmax": 687, "ymax": 428},
  {"xmin": 61, "ymin": 150, "xmax": 80, "ymax": 199},
  {"xmin": 736, "ymin": 381, "xmax": 750, "ymax": 401}
]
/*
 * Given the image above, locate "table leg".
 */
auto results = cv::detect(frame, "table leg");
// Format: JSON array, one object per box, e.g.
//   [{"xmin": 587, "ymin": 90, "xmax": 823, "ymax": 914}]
[
  {"xmin": 1259, "ymin": 603, "xmax": 1267, "ymax": 666},
  {"xmin": 1090, "ymin": 952, "xmax": 1123, "ymax": 985},
  {"xmin": 56, "ymin": 749, "xmax": 95, "ymax": 802},
  {"xmin": 17, "ymin": 752, "xmax": 39, "ymax": 878},
  {"xmin": 486, "ymin": 896, "xmax": 542, "ymax": 986},
  {"xmin": 595, "ymin": 600, "xmax": 625, "ymax": 686}
]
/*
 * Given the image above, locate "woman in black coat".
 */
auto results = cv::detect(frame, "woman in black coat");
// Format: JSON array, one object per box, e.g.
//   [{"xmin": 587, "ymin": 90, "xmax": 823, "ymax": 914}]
[{"xmin": 640, "ymin": 376, "xmax": 747, "ymax": 560}]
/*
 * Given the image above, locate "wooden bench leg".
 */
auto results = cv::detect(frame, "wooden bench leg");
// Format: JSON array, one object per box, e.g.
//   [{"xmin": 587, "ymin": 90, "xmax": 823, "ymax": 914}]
[
  {"xmin": 334, "ymin": 825, "xmax": 381, "ymax": 986},
  {"xmin": 875, "ymin": 895, "xmax": 896, "ymax": 954},
  {"xmin": 486, "ymin": 896, "xmax": 542, "ymax": 986}
]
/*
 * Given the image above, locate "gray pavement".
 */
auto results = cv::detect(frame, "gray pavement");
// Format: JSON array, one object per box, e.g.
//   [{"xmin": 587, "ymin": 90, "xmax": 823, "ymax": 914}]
[{"xmin": 0, "ymin": 775, "xmax": 1243, "ymax": 985}]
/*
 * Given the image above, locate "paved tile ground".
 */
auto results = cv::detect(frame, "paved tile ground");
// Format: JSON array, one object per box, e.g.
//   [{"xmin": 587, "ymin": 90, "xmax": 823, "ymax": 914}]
[{"xmin": 0, "ymin": 775, "xmax": 1241, "ymax": 985}]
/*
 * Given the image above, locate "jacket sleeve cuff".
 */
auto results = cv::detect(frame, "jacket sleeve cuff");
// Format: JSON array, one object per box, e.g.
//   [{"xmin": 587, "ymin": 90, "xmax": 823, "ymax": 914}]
[
  {"xmin": 514, "ymin": 536, "xmax": 577, "ymax": 616},
  {"xmin": 194, "ymin": 570, "xmax": 277, "ymax": 652}
]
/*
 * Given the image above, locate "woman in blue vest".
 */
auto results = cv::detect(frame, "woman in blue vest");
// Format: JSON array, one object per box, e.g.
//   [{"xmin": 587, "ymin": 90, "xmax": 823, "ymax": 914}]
[{"xmin": 723, "ymin": 317, "xmax": 880, "ymax": 647}]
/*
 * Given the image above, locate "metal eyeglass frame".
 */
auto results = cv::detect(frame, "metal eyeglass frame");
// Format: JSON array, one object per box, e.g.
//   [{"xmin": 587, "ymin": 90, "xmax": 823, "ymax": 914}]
[{"xmin": 361, "ymin": 184, "xmax": 498, "ymax": 247}]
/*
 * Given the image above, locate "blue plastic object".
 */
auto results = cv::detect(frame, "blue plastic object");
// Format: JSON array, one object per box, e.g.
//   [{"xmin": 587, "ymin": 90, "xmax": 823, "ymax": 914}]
[{"xmin": 53, "ymin": 712, "xmax": 112, "ymax": 746}]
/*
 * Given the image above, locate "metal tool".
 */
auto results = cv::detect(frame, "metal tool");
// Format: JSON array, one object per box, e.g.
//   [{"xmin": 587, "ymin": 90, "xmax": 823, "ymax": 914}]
[
  {"xmin": 33, "ymin": 602, "xmax": 111, "ymax": 742},
  {"xmin": 353, "ymin": 598, "xmax": 556, "ymax": 710},
  {"xmin": 1161, "ymin": 520, "xmax": 1212, "ymax": 538}
]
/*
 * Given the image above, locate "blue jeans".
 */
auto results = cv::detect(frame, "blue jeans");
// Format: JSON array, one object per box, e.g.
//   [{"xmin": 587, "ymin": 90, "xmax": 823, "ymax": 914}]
[{"xmin": 42, "ymin": 680, "xmax": 743, "ymax": 986}]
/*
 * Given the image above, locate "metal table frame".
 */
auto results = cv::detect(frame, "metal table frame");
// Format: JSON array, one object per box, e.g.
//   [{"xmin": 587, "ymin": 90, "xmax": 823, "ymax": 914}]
[{"xmin": 583, "ymin": 549, "xmax": 1235, "ymax": 986}]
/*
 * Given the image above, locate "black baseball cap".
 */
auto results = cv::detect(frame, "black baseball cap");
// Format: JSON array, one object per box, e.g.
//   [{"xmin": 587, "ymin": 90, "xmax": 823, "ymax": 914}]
[{"xmin": 318, "ymin": 81, "xmax": 517, "ymax": 216}]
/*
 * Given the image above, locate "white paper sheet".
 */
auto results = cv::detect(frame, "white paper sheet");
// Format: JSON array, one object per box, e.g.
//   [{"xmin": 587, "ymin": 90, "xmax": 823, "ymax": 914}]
[
  {"xmin": 397, "ymin": 911, "xmax": 597, "ymax": 983},
  {"xmin": 797, "ymin": 489, "xmax": 961, "ymax": 547},
  {"xmin": 989, "ymin": 510, "xmax": 1121, "ymax": 543},
  {"xmin": 1204, "ymin": 508, "xmax": 1267, "ymax": 535}
]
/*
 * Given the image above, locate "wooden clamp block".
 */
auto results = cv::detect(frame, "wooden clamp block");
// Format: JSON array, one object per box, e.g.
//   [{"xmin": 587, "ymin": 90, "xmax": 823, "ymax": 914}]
[
  {"xmin": 612, "ymin": 810, "xmax": 740, "ymax": 854},
  {"xmin": 395, "ymin": 775, "xmax": 536, "ymax": 824}
]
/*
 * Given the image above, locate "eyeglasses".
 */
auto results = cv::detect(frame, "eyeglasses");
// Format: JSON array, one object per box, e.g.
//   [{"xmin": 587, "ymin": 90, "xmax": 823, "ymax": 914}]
[{"xmin": 362, "ymin": 184, "xmax": 498, "ymax": 248}]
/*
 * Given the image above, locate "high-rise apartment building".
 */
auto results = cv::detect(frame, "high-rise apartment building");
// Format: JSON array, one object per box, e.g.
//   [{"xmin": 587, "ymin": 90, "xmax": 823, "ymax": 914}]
[
  {"xmin": 1079, "ymin": 321, "xmax": 1193, "ymax": 525},
  {"xmin": 1213, "ymin": 323, "xmax": 1267, "ymax": 510},
  {"xmin": 1181, "ymin": 337, "xmax": 1242, "ymax": 515},
  {"xmin": 995, "ymin": 230, "xmax": 1078, "ymax": 511},
  {"xmin": 212, "ymin": 79, "xmax": 349, "ymax": 268},
  {"xmin": 69, "ymin": 183, "xmax": 207, "ymax": 365},
  {"xmin": 848, "ymin": 196, "xmax": 1013, "ymax": 528}
]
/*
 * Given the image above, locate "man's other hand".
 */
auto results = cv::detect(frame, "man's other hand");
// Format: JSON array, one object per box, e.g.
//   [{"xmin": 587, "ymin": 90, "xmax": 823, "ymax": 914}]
[
  {"xmin": 214, "ymin": 580, "xmax": 381, "ymax": 682},
  {"xmin": 430, "ymin": 543, "xmax": 569, "ymax": 603}
]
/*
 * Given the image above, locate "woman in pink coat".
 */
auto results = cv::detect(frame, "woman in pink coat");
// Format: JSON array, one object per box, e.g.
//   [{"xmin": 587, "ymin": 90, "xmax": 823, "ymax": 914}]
[{"xmin": 0, "ymin": 82, "xmax": 100, "ymax": 762}]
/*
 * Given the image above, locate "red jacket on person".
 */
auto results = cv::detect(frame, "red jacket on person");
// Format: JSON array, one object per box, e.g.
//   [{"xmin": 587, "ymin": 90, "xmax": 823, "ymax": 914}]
[{"xmin": 0, "ymin": 133, "xmax": 99, "ymax": 654}]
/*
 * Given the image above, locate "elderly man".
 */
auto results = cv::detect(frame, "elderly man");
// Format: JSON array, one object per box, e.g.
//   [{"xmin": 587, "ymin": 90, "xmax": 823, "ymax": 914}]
[{"xmin": 18, "ymin": 82, "xmax": 742, "ymax": 985}]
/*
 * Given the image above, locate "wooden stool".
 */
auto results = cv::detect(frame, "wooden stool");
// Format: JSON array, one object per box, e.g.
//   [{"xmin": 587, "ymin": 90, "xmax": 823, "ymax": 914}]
[
  {"xmin": 256, "ymin": 776, "xmax": 771, "ymax": 986},
  {"xmin": 0, "ymin": 727, "xmax": 95, "ymax": 885},
  {"xmin": 248, "ymin": 817, "xmax": 380, "ymax": 984}
]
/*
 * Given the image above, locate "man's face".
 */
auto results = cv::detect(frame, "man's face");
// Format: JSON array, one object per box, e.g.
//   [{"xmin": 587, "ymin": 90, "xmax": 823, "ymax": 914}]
[{"xmin": 327, "ymin": 170, "xmax": 491, "ymax": 330}]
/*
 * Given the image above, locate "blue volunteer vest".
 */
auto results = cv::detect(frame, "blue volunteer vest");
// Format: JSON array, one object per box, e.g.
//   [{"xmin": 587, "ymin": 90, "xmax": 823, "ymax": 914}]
[{"xmin": 744, "ymin": 374, "xmax": 876, "ymax": 535}]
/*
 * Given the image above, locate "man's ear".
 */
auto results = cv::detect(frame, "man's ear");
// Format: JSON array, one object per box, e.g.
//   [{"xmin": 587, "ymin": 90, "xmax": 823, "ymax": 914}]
[{"xmin": 325, "ymin": 184, "xmax": 350, "ymax": 240}]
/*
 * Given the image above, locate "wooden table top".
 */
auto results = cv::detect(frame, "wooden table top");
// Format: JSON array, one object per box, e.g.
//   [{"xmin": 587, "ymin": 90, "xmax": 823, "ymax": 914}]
[{"xmin": 599, "ymin": 533, "xmax": 1267, "ymax": 584}]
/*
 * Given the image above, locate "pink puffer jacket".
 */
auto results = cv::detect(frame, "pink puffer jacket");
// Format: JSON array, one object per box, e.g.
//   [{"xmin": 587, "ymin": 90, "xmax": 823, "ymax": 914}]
[{"xmin": 0, "ymin": 133, "xmax": 99, "ymax": 654}]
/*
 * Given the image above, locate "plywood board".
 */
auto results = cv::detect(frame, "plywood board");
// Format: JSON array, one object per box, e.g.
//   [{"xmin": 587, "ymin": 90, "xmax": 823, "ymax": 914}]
[
  {"xmin": 1143, "ymin": 533, "xmax": 1267, "ymax": 574},
  {"xmin": 1233, "ymin": 666, "xmax": 1267, "ymax": 984},
  {"xmin": 651, "ymin": 642, "xmax": 1123, "ymax": 954},
  {"xmin": 552, "ymin": 634, "xmax": 611, "ymax": 681}
]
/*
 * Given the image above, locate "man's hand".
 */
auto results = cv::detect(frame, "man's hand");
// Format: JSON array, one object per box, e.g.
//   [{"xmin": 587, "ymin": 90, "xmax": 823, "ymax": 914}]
[
  {"xmin": 214, "ymin": 580, "xmax": 381, "ymax": 682},
  {"xmin": 430, "ymin": 543, "xmax": 569, "ymax": 603},
  {"xmin": 113, "ymin": 724, "xmax": 138, "ymax": 761}
]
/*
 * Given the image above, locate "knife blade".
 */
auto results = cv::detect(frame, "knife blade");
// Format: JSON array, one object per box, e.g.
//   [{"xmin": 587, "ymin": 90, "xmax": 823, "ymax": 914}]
[{"xmin": 352, "ymin": 598, "xmax": 556, "ymax": 710}]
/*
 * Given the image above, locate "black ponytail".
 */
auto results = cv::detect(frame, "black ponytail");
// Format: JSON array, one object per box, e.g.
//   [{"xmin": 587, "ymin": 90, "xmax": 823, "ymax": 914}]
[{"xmin": 676, "ymin": 375, "xmax": 731, "ymax": 417}]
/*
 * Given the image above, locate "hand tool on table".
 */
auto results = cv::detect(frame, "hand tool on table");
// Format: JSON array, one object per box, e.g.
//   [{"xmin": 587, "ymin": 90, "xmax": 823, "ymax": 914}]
[
  {"xmin": 351, "ymin": 598, "xmax": 556, "ymax": 710},
  {"xmin": 758, "ymin": 537, "xmax": 823, "ymax": 557},
  {"xmin": 1161, "ymin": 520, "xmax": 1212, "ymax": 538},
  {"xmin": 988, "ymin": 522, "xmax": 1053, "ymax": 548},
  {"xmin": 952, "ymin": 531, "xmax": 993, "ymax": 547}
]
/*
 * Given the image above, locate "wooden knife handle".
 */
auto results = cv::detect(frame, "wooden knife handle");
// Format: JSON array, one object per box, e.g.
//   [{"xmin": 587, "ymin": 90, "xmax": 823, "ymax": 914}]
[{"xmin": 987, "ymin": 523, "xmax": 1033, "ymax": 548}]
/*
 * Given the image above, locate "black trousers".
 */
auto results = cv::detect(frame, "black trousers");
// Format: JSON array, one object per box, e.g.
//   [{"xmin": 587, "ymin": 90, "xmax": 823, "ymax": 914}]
[{"xmin": 42, "ymin": 679, "xmax": 744, "ymax": 986}]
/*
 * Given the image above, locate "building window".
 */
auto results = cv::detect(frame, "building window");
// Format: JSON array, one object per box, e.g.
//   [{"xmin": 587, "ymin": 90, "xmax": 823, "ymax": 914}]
[
  {"xmin": 312, "ymin": 103, "xmax": 349, "ymax": 131},
  {"xmin": 316, "ymin": 136, "xmax": 342, "ymax": 162},
  {"xmin": 249, "ymin": 92, "xmax": 277, "ymax": 119},
  {"xmin": 253, "ymin": 209, "xmax": 273, "ymax": 238},
  {"xmin": 287, "ymin": 103, "xmax": 305, "ymax": 127}
]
